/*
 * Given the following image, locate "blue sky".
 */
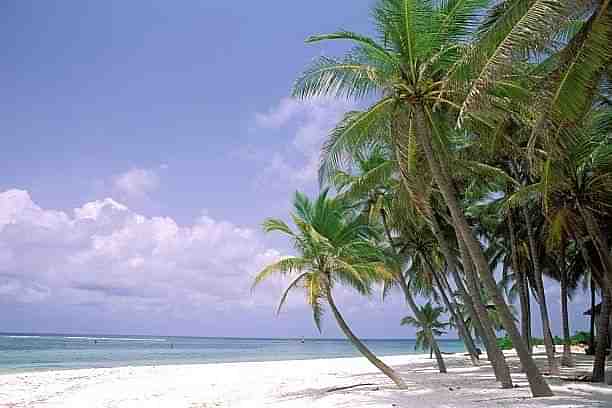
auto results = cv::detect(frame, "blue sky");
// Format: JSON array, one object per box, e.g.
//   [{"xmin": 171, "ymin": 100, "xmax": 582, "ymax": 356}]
[{"xmin": 1, "ymin": 1, "xmax": 593, "ymax": 338}]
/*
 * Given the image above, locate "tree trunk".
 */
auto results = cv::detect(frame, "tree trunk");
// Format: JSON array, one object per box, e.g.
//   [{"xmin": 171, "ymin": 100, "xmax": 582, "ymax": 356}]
[
  {"xmin": 413, "ymin": 104, "xmax": 551, "ymax": 397},
  {"xmin": 398, "ymin": 277, "xmax": 447, "ymax": 373},
  {"xmin": 432, "ymin": 341, "xmax": 447, "ymax": 373},
  {"xmin": 380, "ymin": 209, "xmax": 448, "ymax": 373},
  {"xmin": 559, "ymin": 244, "xmax": 574, "ymax": 367},
  {"xmin": 325, "ymin": 285, "xmax": 408, "ymax": 388},
  {"xmin": 428, "ymin": 215, "xmax": 497, "ymax": 369},
  {"xmin": 525, "ymin": 272, "xmax": 533, "ymax": 351},
  {"xmin": 427, "ymin": 176, "xmax": 511, "ymax": 386},
  {"xmin": 590, "ymin": 278, "xmax": 597, "ymax": 352},
  {"xmin": 522, "ymin": 207, "xmax": 559, "ymax": 374},
  {"xmin": 576, "ymin": 204, "xmax": 612, "ymax": 382},
  {"xmin": 458, "ymin": 236, "xmax": 513, "ymax": 388},
  {"xmin": 592, "ymin": 290, "xmax": 611, "ymax": 383},
  {"xmin": 508, "ymin": 209, "xmax": 532, "ymax": 353},
  {"xmin": 426, "ymin": 259, "xmax": 480, "ymax": 366}
]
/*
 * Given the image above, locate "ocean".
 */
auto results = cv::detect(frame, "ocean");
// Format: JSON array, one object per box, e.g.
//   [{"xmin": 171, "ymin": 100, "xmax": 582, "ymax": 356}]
[{"xmin": 0, "ymin": 333, "xmax": 466, "ymax": 374}]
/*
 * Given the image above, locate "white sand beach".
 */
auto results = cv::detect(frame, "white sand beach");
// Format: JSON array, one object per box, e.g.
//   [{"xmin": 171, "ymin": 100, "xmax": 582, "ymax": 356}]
[{"xmin": 1, "ymin": 348, "xmax": 610, "ymax": 408}]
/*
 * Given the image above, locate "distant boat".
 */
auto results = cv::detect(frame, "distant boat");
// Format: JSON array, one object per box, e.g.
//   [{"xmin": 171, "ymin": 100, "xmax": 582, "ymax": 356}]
[{"xmin": 300, "ymin": 338, "xmax": 305, "ymax": 344}]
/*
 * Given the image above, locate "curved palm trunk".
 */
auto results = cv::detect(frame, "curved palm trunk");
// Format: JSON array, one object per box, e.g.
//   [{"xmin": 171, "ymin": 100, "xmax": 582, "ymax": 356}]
[
  {"xmin": 413, "ymin": 104, "xmax": 551, "ymax": 397},
  {"xmin": 398, "ymin": 278, "xmax": 447, "ymax": 373},
  {"xmin": 522, "ymin": 272, "xmax": 533, "ymax": 352},
  {"xmin": 508, "ymin": 209, "xmax": 532, "ymax": 353},
  {"xmin": 590, "ymin": 278, "xmax": 597, "ymax": 352},
  {"xmin": 325, "ymin": 285, "xmax": 407, "ymax": 388},
  {"xmin": 426, "ymin": 259, "xmax": 480, "ymax": 366},
  {"xmin": 428, "ymin": 216, "xmax": 501, "ymax": 369},
  {"xmin": 577, "ymin": 205, "xmax": 612, "ymax": 382},
  {"xmin": 560, "ymin": 271, "xmax": 574, "ymax": 367},
  {"xmin": 380, "ymin": 209, "xmax": 448, "ymax": 373},
  {"xmin": 458, "ymin": 237, "xmax": 514, "ymax": 388},
  {"xmin": 559, "ymin": 244, "xmax": 574, "ymax": 367},
  {"xmin": 522, "ymin": 207, "xmax": 559, "ymax": 374},
  {"xmin": 593, "ymin": 290, "xmax": 611, "ymax": 383},
  {"xmin": 429, "ymin": 208, "xmax": 512, "ymax": 385},
  {"xmin": 431, "ymin": 340, "xmax": 447, "ymax": 373}
]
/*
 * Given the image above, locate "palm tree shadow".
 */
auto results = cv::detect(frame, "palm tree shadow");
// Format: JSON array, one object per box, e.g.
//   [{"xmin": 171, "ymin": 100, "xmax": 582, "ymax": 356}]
[{"xmin": 272, "ymin": 353, "xmax": 612, "ymax": 407}]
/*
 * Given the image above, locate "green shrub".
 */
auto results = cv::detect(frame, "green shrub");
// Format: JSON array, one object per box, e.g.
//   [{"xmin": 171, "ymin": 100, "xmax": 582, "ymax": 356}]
[
  {"xmin": 571, "ymin": 331, "xmax": 591, "ymax": 345},
  {"xmin": 496, "ymin": 336, "xmax": 545, "ymax": 350},
  {"xmin": 496, "ymin": 332, "xmax": 591, "ymax": 350},
  {"xmin": 496, "ymin": 336, "xmax": 513, "ymax": 350}
]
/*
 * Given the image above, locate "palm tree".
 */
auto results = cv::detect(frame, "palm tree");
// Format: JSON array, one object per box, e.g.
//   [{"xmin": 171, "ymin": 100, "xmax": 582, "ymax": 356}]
[
  {"xmin": 454, "ymin": 285, "xmax": 519, "ymax": 338},
  {"xmin": 253, "ymin": 190, "xmax": 407, "ymax": 388},
  {"xmin": 330, "ymin": 148, "xmax": 465, "ymax": 370},
  {"xmin": 402, "ymin": 302, "xmax": 449, "ymax": 360},
  {"xmin": 293, "ymin": 0, "xmax": 551, "ymax": 396},
  {"xmin": 526, "ymin": 106, "xmax": 612, "ymax": 381}
]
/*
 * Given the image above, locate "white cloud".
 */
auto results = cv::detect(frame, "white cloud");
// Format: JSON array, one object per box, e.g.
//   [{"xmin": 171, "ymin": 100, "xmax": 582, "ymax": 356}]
[
  {"xmin": 113, "ymin": 168, "xmax": 160, "ymax": 196},
  {"xmin": 254, "ymin": 97, "xmax": 355, "ymax": 187},
  {"xmin": 0, "ymin": 189, "xmax": 282, "ymax": 315}
]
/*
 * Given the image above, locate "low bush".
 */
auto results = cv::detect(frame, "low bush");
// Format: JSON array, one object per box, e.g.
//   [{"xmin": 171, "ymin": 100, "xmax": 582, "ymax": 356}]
[{"xmin": 496, "ymin": 331, "xmax": 591, "ymax": 350}]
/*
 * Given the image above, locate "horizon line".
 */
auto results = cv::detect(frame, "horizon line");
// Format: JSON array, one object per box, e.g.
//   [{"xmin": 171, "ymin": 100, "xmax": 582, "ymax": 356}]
[{"xmin": 0, "ymin": 331, "xmax": 463, "ymax": 342}]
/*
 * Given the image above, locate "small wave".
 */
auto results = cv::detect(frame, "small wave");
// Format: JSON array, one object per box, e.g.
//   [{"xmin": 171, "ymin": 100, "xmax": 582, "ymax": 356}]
[
  {"xmin": 63, "ymin": 337, "xmax": 167, "ymax": 342},
  {"xmin": 1, "ymin": 335, "xmax": 42, "ymax": 338}
]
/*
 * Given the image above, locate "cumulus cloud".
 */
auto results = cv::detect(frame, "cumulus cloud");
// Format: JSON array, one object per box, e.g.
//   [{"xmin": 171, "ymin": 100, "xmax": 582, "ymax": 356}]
[
  {"xmin": 254, "ymin": 97, "xmax": 355, "ymax": 187},
  {"xmin": 0, "ymin": 189, "xmax": 282, "ymax": 318},
  {"xmin": 113, "ymin": 168, "xmax": 160, "ymax": 196}
]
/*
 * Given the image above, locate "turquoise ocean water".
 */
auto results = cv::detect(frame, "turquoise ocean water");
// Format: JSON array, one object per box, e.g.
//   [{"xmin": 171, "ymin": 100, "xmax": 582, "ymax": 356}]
[{"xmin": 0, "ymin": 333, "xmax": 466, "ymax": 374}]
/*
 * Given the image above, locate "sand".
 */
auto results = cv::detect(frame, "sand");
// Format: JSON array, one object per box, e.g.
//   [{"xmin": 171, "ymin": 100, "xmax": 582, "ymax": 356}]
[{"xmin": 1, "ymin": 348, "xmax": 611, "ymax": 407}]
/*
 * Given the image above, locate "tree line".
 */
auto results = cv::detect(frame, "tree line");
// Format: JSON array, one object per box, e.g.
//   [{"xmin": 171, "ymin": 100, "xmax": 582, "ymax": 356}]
[{"xmin": 253, "ymin": 0, "xmax": 612, "ymax": 398}]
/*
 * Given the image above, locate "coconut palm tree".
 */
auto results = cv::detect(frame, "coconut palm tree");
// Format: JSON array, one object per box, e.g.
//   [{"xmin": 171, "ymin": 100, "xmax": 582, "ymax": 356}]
[
  {"xmin": 523, "ymin": 105, "xmax": 612, "ymax": 381},
  {"xmin": 253, "ymin": 190, "xmax": 407, "ymax": 388},
  {"xmin": 293, "ymin": 0, "xmax": 551, "ymax": 395},
  {"xmin": 323, "ymin": 106, "xmax": 513, "ymax": 384},
  {"xmin": 330, "ymin": 148, "xmax": 471, "ymax": 370},
  {"xmin": 402, "ymin": 302, "xmax": 449, "ymax": 359}
]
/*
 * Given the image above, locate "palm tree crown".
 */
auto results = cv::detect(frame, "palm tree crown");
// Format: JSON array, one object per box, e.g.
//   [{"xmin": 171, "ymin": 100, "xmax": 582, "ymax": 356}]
[{"xmin": 253, "ymin": 190, "xmax": 387, "ymax": 330}]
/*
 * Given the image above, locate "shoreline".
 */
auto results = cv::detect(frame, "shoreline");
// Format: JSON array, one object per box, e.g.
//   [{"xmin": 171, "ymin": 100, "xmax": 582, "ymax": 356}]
[
  {"xmin": 0, "ymin": 352, "xmax": 432, "ymax": 377},
  {"xmin": 0, "ymin": 334, "xmax": 468, "ymax": 375},
  {"xmin": 1, "ymin": 349, "xmax": 610, "ymax": 407}
]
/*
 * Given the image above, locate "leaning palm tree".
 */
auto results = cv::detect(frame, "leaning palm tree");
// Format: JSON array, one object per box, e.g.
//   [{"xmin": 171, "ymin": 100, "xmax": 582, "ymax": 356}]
[
  {"xmin": 401, "ymin": 302, "xmax": 449, "ymax": 360},
  {"xmin": 330, "ymin": 148, "xmax": 459, "ymax": 370},
  {"xmin": 293, "ymin": 0, "xmax": 551, "ymax": 396},
  {"xmin": 521, "ymin": 106, "xmax": 612, "ymax": 381},
  {"xmin": 253, "ymin": 190, "xmax": 407, "ymax": 388}
]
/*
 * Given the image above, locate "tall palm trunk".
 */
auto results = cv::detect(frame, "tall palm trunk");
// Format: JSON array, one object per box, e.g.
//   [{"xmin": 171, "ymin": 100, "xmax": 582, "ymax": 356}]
[
  {"xmin": 559, "ymin": 244, "xmax": 574, "ymax": 367},
  {"xmin": 590, "ymin": 278, "xmax": 597, "ymax": 352},
  {"xmin": 522, "ymin": 207, "xmax": 559, "ymax": 374},
  {"xmin": 412, "ymin": 104, "xmax": 552, "ymax": 397},
  {"xmin": 398, "ymin": 277, "xmax": 447, "ymax": 373},
  {"xmin": 524, "ymin": 272, "xmax": 533, "ymax": 350},
  {"xmin": 577, "ymin": 204, "xmax": 612, "ymax": 382},
  {"xmin": 458, "ymin": 236, "xmax": 513, "ymax": 388},
  {"xmin": 508, "ymin": 209, "xmax": 532, "ymax": 353},
  {"xmin": 380, "ymin": 210, "xmax": 447, "ymax": 373},
  {"xmin": 325, "ymin": 284, "xmax": 407, "ymax": 388},
  {"xmin": 593, "ymin": 290, "xmax": 611, "ymax": 383},
  {"xmin": 392, "ymin": 162, "xmax": 481, "ymax": 367},
  {"xmin": 429, "ymin": 194, "xmax": 511, "ymax": 385},
  {"xmin": 425, "ymin": 259, "xmax": 480, "ymax": 366},
  {"xmin": 560, "ymin": 271, "xmax": 574, "ymax": 366},
  {"xmin": 428, "ymin": 216, "xmax": 509, "ymax": 374}
]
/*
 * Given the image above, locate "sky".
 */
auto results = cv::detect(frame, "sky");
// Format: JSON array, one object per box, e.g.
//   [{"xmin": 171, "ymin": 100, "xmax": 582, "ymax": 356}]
[{"xmin": 1, "ymin": 0, "xmax": 594, "ymax": 339}]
